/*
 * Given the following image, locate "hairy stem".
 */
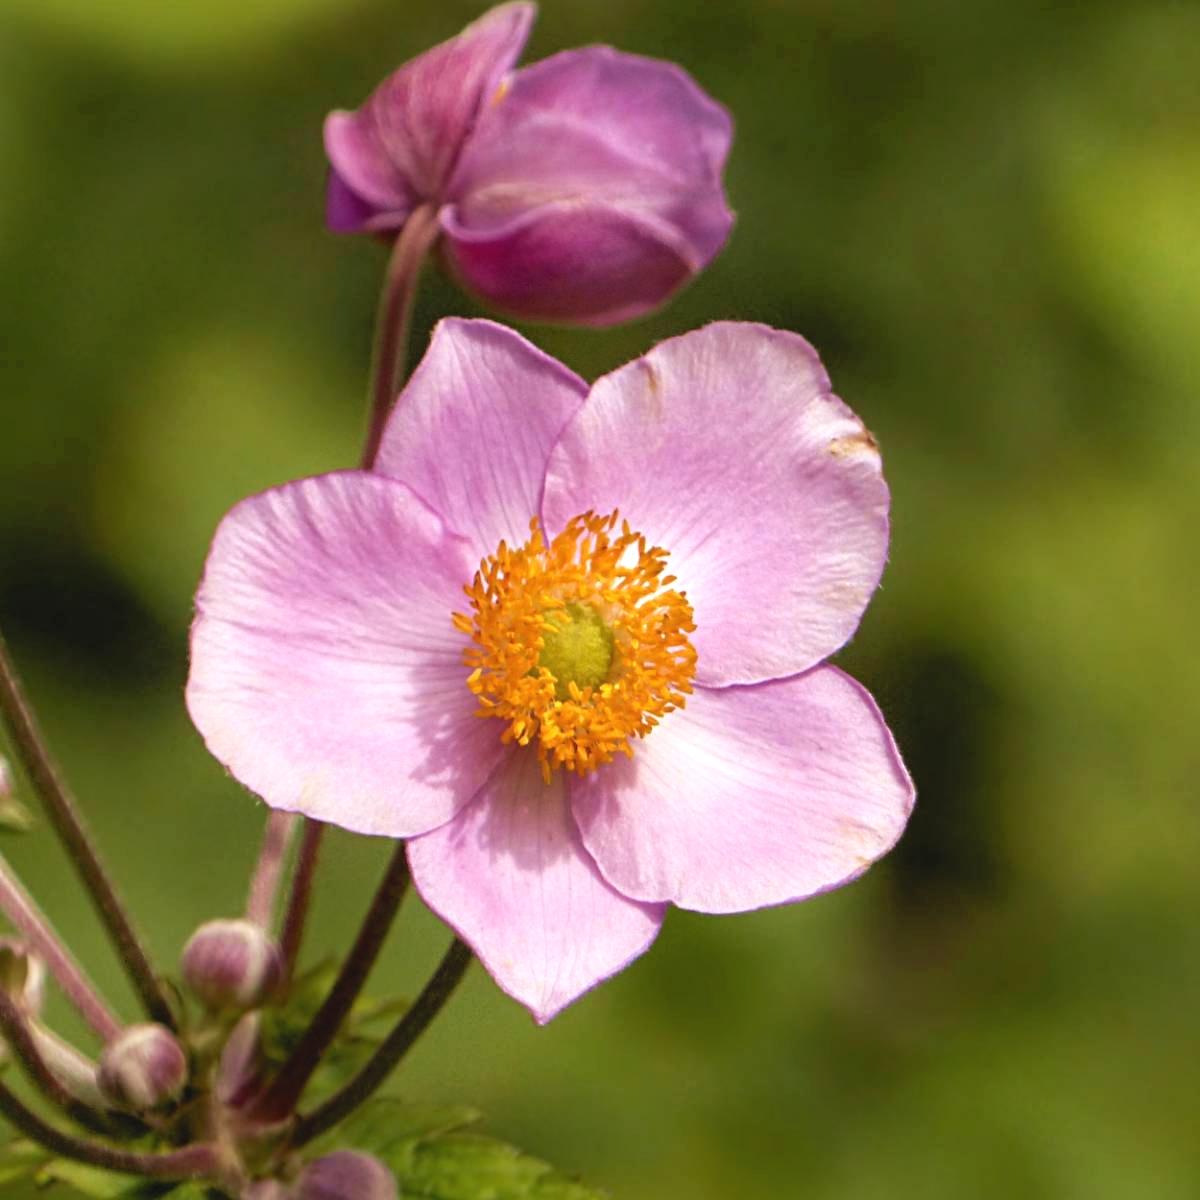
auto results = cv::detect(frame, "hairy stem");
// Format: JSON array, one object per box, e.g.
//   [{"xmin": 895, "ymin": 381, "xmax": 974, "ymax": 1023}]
[
  {"xmin": 0, "ymin": 630, "xmax": 175, "ymax": 1030},
  {"xmin": 278, "ymin": 818, "xmax": 325, "ymax": 986},
  {"xmin": 0, "ymin": 990, "xmax": 117, "ymax": 1136},
  {"xmin": 291, "ymin": 937, "xmax": 473, "ymax": 1147},
  {"xmin": 360, "ymin": 203, "xmax": 441, "ymax": 469},
  {"xmin": 0, "ymin": 1078, "xmax": 219, "ymax": 1179},
  {"xmin": 249, "ymin": 844, "xmax": 411, "ymax": 1121},
  {"xmin": 0, "ymin": 852, "xmax": 120, "ymax": 1042},
  {"xmin": 246, "ymin": 811, "xmax": 298, "ymax": 929}
]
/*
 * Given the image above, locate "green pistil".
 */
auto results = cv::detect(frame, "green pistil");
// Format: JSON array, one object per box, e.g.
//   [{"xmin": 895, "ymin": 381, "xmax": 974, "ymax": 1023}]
[{"xmin": 538, "ymin": 603, "xmax": 614, "ymax": 700}]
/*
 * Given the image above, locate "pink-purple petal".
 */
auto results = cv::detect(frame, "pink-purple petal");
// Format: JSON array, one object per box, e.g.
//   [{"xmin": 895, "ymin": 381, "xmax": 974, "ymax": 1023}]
[
  {"xmin": 571, "ymin": 667, "xmax": 914, "ymax": 914},
  {"xmin": 542, "ymin": 322, "xmax": 890, "ymax": 686},
  {"xmin": 186, "ymin": 472, "xmax": 507, "ymax": 839},
  {"xmin": 408, "ymin": 749, "xmax": 664, "ymax": 1023},
  {"xmin": 325, "ymin": 2, "xmax": 534, "ymax": 228},
  {"xmin": 373, "ymin": 318, "xmax": 587, "ymax": 561},
  {"xmin": 442, "ymin": 46, "xmax": 733, "ymax": 324}
]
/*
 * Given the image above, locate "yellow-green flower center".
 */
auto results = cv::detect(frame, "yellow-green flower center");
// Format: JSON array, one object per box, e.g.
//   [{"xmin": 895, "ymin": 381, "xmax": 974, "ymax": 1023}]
[
  {"xmin": 452, "ymin": 511, "xmax": 697, "ymax": 781},
  {"xmin": 537, "ymin": 602, "xmax": 614, "ymax": 700}
]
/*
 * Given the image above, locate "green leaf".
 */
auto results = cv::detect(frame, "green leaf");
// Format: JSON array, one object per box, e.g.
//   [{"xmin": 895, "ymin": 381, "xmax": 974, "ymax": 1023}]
[
  {"xmin": 0, "ymin": 793, "xmax": 34, "ymax": 833},
  {"xmin": 35, "ymin": 1159, "xmax": 147, "ymax": 1197},
  {"xmin": 320, "ymin": 1101, "xmax": 605, "ymax": 1200},
  {"xmin": 400, "ymin": 1134, "xmax": 608, "ymax": 1200},
  {"xmin": 33, "ymin": 1160, "xmax": 217, "ymax": 1199},
  {"xmin": 323, "ymin": 1098, "xmax": 482, "ymax": 1159},
  {"xmin": 0, "ymin": 1137, "xmax": 48, "ymax": 1187}
]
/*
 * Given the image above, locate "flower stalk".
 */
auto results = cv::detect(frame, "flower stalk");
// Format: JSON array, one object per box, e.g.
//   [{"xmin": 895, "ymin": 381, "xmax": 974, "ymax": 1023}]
[
  {"xmin": 278, "ymin": 818, "xmax": 325, "ymax": 987},
  {"xmin": 0, "ymin": 629, "xmax": 175, "ymax": 1030},
  {"xmin": 0, "ymin": 853, "xmax": 121, "ymax": 1042},
  {"xmin": 292, "ymin": 937, "xmax": 473, "ymax": 1146},
  {"xmin": 0, "ymin": 1077, "xmax": 220, "ymax": 1180},
  {"xmin": 249, "ymin": 844, "xmax": 411, "ymax": 1121},
  {"xmin": 246, "ymin": 811, "xmax": 298, "ymax": 929},
  {"xmin": 361, "ymin": 203, "xmax": 441, "ymax": 469},
  {"xmin": 0, "ymin": 989, "xmax": 116, "ymax": 1136}
]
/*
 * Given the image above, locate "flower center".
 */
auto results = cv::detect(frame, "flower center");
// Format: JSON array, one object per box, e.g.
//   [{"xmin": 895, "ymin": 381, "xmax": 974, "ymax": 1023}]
[{"xmin": 453, "ymin": 511, "xmax": 697, "ymax": 782}]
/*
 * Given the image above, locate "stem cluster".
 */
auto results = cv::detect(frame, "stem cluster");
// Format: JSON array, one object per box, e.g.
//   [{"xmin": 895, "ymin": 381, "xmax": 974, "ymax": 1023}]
[{"xmin": 0, "ymin": 204, "xmax": 473, "ymax": 1196}]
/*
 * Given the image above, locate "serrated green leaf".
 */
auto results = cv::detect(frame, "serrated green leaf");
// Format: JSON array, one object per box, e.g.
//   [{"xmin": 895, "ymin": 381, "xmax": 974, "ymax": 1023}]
[
  {"xmin": 35, "ymin": 1159, "xmax": 146, "ymax": 1197},
  {"xmin": 316, "ymin": 1097, "xmax": 482, "ymax": 1160},
  {"xmin": 400, "ymin": 1134, "xmax": 607, "ymax": 1200}
]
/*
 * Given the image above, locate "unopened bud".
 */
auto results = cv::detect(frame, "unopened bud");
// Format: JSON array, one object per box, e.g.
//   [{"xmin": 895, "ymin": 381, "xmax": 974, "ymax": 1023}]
[
  {"xmin": 0, "ymin": 757, "xmax": 33, "ymax": 833},
  {"xmin": 0, "ymin": 938, "xmax": 46, "ymax": 1015},
  {"xmin": 296, "ymin": 1152, "xmax": 397, "ymax": 1200},
  {"xmin": 98, "ymin": 1023, "xmax": 187, "ymax": 1111},
  {"xmin": 181, "ymin": 919, "xmax": 282, "ymax": 1011},
  {"xmin": 246, "ymin": 1182, "xmax": 292, "ymax": 1200}
]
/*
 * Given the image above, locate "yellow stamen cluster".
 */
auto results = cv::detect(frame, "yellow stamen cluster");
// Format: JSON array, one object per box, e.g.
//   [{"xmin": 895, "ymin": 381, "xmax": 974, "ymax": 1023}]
[{"xmin": 453, "ymin": 511, "xmax": 697, "ymax": 782}]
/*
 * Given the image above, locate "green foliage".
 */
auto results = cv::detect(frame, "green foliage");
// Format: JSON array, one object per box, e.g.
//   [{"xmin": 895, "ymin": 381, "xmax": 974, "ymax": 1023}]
[
  {"xmin": 257, "ymin": 960, "xmax": 414, "ymax": 1103},
  {"xmin": 322, "ymin": 1100, "xmax": 606, "ymax": 1200}
]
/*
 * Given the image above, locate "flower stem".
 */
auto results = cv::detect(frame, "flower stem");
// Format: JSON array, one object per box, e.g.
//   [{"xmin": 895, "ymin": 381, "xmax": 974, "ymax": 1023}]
[
  {"xmin": 0, "ymin": 990, "xmax": 117, "ymax": 1137},
  {"xmin": 246, "ymin": 811, "xmax": 298, "ymax": 929},
  {"xmin": 248, "ymin": 844, "xmax": 411, "ymax": 1121},
  {"xmin": 0, "ymin": 853, "xmax": 121, "ymax": 1042},
  {"xmin": 0, "ymin": 1077, "xmax": 219, "ymax": 1179},
  {"xmin": 278, "ymin": 818, "xmax": 325, "ymax": 986},
  {"xmin": 0, "ymin": 630, "xmax": 175, "ymax": 1030},
  {"xmin": 290, "ymin": 937, "xmax": 473, "ymax": 1147},
  {"xmin": 360, "ymin": 203, "xmax": 441, "ymax": 469}
]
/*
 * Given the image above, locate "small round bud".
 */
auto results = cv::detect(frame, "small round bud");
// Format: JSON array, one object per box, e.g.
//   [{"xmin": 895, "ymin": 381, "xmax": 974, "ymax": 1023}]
[
  {"xmin": 246, "ymin": 1182, "xmax": 292, "ymax": 1200},
  {"xmin": 181, "ymin": 919, "xmax": 282, "ymax": 1011},
  {"xmin": 0, "ymin": 938, "xmax": 46, "ymax": 1016},
  {"xmin": 98, "ymin": 1023, "xmax": 188, "ymax": 1111},
  {"xmin": 296, "ymin": 1151, "xmax": 398, "ymax": 1200}
]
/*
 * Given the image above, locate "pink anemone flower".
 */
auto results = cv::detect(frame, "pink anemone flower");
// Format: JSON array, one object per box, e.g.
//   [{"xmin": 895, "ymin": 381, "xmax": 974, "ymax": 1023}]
[
  {"xmin": 324, "ymin": 2, "xmax": 733, "ymax": 325},
  {"xmin": 186, "ymin": 320, "xmax": 913, "ymax": 1022}
]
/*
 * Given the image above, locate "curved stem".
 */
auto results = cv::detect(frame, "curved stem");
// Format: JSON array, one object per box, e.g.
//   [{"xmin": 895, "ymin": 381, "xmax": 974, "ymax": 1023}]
[
  {"xmin": 0, "ymin": 991, "xmax": 116, "ymax": 1137},
  {"xmin": 291, "ymin": 937, "xmax": 472, "ymax": 1147},
  {"xmin": 248, "ymin": 844, "xmax": 411, "ymax": 1121},
  {"xmin": 360, "ymin": 203, "xmax": 441, "ymax": 469},
  {"xmin": 246, "ymin": 811, "xmax": 298, "ymax": 929},
  {"xmin": 0, "ymin": 1078, "xmax": 219, "ymax": 1179},
  {"xmin": 278, "ymin": 818, "xmax": 325, "ymax": 986},
  {"xmin": 0, "ymin": 630, "xmax": 175, "ymax": 1030},
  {"xmin": 0, "ymin": 852, "xmax": 121, "ymax": 1042}
]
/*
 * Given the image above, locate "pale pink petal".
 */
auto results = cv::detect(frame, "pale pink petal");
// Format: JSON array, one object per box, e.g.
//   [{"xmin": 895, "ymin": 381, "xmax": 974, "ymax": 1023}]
[
  {"xmin": 324, "ymin": 3, "xmax": 534, "ymax": 228},
  {"xmin": 408, "ymin": 749, "xmax": 664, "ymax": 1023},
  {"xmin": 542, "ymin": 322, "xmax": 890, "ymax": 686},
  {"xmin": 571, "ymin": 667, "xmax": 914, "ymax": 913},
  {"xmin": 373, "ymin": 318, "xmax": 587, "ymax": 561},
  {"xmin": 187, "ymin": 472, "xmax": 505, "ymax": 838},
  {"xmin": 442, "ymin": 46, "xmax": 733, "ymax": 324}
]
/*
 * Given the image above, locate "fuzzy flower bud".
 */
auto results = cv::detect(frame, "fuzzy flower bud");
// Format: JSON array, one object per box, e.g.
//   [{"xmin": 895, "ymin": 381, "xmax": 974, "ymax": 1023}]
[
  {"xmin": 0, "ymin": 937, "xmax": 46, "ymax": 1015},
  {"xmin": 296, "ymin": 1151, "xmax": 398, "ymax": 1200},
  {"xmin": 97, "ymin": 1023, "xmax": 187, "ymax": 1111},
  {"xmin": 181, "ymin": 918, "xmax": 282, "ymax": 1011},
  {"xmin": 246, "ymin": 1182, "xmax": 292, "ymax": 1200}
]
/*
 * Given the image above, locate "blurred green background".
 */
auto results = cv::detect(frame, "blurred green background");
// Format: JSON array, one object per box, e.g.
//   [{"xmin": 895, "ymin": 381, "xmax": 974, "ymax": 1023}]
[{"xmin": 2, "ymin": 0, "xmax": 1198, "ymax": 1196}]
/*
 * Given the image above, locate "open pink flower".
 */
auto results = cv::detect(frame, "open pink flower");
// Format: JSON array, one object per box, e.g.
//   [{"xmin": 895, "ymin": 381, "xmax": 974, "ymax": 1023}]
[
  {"xmin": 324, "ymin": 3, "xmax": 733, "ymax": 325},
  {"xmin": 187, "ymin": 320, "xmax": 913, "ymax": 1022}
]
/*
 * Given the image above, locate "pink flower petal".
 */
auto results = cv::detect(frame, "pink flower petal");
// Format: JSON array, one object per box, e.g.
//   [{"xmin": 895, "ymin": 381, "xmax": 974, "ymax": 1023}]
[
  {"xmin": 442, "ymin": 46, "xmax": 733, "ymax": 324},
  {"xmin": 408, "ymin": 749, "xmax": 664, "ymax": 1023},
  {"xmin": 324, "ymin": 3, "xmax": 534, "ymax": 226},
  {"xmin": 571, "ymin": 667, "xmax": 914, "ymax": 913},
  {"xmin": 187, "ymin": 472, "xmax": 505, "ymax": 838},
  {"xmin": 373, "ymin": 318, "xmax": 586, "ymax": 561},
  {"xmin": 542, "ymin": 322, "xmax": 890, "ymax": 686}
]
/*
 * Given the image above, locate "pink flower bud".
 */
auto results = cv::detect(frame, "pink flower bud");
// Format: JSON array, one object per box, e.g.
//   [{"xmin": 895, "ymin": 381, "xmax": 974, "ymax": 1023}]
[
  {"xmin": 0, "ymin": 938, "xmax": 46, "ymax": 1015},
  {"xmin": 246, "ymin": 1181, "xmax": 292, "ymax": 1200},
  {"xmin": 296, "ymin": 1151, "xmax": 397, "ymax": 1200},
  {"xmin": 97, "ymin": 1023, "xmax": 187, "ymax": 1111},
  {"xmin": 181, "ymin": 918, "xmax": 282, "ymax": 1011}
]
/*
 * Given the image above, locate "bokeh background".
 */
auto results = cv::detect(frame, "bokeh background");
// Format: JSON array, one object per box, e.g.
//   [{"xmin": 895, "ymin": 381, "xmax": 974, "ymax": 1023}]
[{"xmin": 2, "ymin": 0, "xmax": 1198, "ymax": 1196}]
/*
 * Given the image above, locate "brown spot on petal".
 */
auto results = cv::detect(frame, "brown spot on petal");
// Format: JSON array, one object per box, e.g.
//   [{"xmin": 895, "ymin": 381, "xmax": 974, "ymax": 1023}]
[{"xmin": 829, "ymin": 428, "xmax": 880, "ymax": 458}]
